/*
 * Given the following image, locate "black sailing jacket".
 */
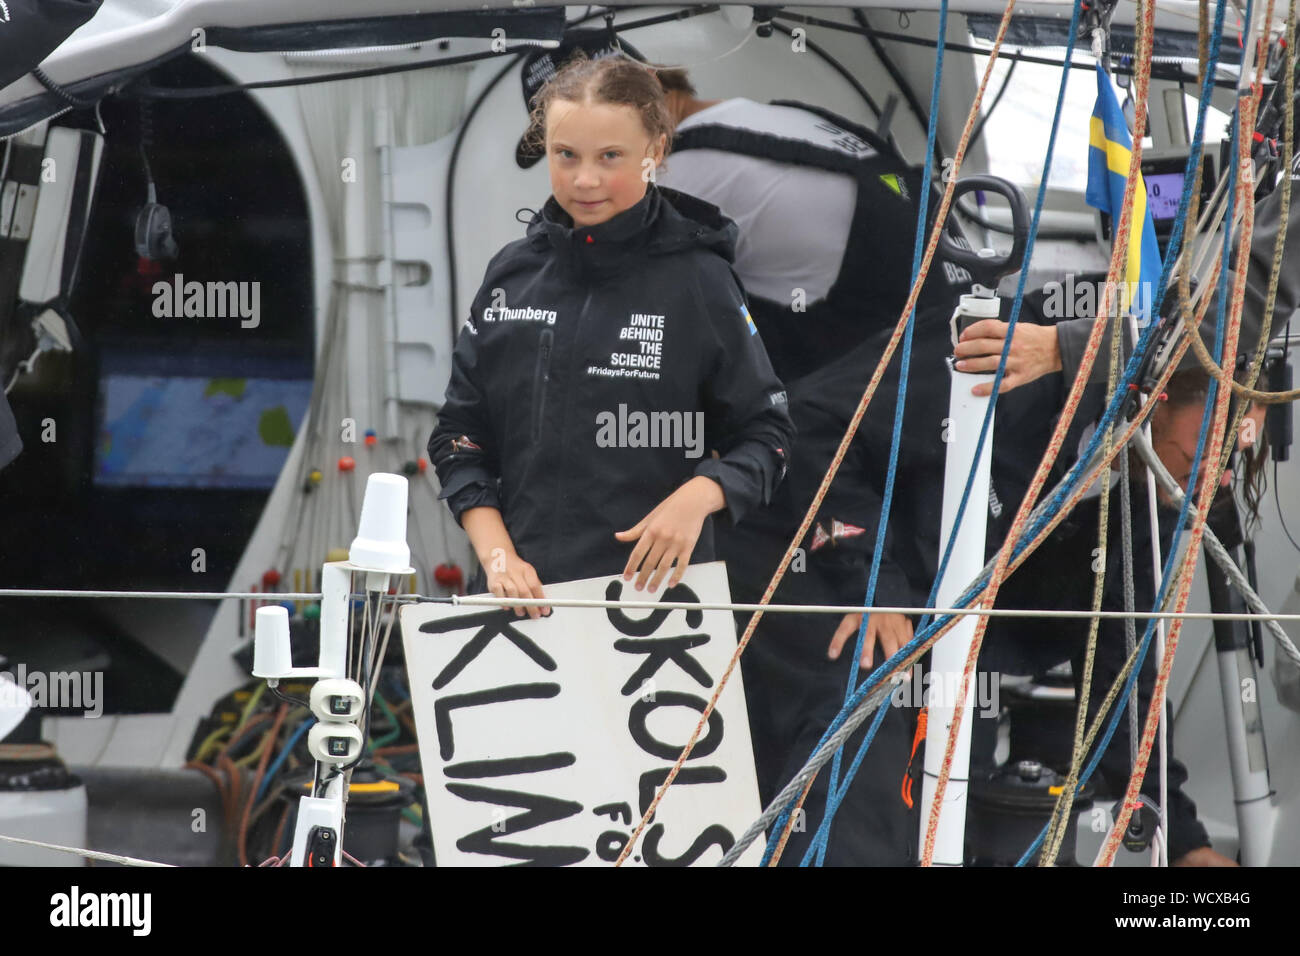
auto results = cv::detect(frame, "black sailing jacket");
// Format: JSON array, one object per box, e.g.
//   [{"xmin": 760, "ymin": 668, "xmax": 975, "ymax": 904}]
[{"xmin": 430, "ymin": 184, "xmax": 794, "ymax": 586}]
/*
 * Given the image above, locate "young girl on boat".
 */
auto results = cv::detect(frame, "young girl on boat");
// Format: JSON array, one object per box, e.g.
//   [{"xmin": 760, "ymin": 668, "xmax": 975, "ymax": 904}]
[{"xmin": 430, "ymin": 52, "xmax": 794, "ymax": 615}]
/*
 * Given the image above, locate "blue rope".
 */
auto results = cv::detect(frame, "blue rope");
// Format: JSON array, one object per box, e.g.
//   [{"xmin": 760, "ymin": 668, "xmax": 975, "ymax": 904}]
[
  {"xmin": 797, "ymin": 0, "xmax": 1088, "ymax": 866},
  {"xmin": 765, "ymin": 0, "xmax": 1232, "ymax": 863},
  {"xmin": 807, "ymin": 0, "xmax": 951, "ymax": 867},
  {"xmin": 800, "ymin": 691, "xmax": 893, "ymax": 866},
  {"xmin": 994, "ymin": 0, "xmax": 1231, "ymax": 599},
  {"xmin": 1013, "ymin": 364, "xmax": 1218, "ymax": 865},
  {"xmin": 256, "ymin": 716, "xmax": 317, "ymax": 804},
  {"xmin": 1015, "ymin": 192, "xmax": 1234, "ymax": 864}
]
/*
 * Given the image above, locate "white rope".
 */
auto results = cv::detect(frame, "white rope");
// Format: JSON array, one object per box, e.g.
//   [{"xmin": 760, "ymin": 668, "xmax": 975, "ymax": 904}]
[
  {"xmin": 0, "ymin": 831, "xmax": 173, "ymax": 867},
  {"xmin": 1130, "ymin": 430, "xmax": 1300, "ymax": 668},
  {"xmin": 3, "ymin": 587, "xmax": 1300, "ymax": 625},
  {"xmin": 0, "ymin": 589, "xmax": 324, "ymax": 600},
  {"xmin": 447, "ymin": 594, "xmax": 1300, "ymax": 624}
]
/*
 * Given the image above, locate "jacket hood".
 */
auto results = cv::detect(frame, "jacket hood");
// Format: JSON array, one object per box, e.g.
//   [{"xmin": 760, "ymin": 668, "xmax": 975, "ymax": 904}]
[{"xmin": 526, "ymin": 184, "xmax": 738, "ymax": 279}]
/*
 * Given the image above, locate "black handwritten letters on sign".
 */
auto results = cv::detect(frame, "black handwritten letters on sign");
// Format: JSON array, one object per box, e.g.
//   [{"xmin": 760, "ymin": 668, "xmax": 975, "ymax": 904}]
[{"xmin": 399, "ymin": 562, "xmax": 763, "ymax": 866}]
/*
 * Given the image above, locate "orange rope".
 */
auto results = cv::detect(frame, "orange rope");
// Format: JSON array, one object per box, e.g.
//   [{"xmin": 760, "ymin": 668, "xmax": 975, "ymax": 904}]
[
  {"xmin": 1097, "ymin": 83, "xmax": 1263, "ymax": 867},
  {"xmin": 614, "ymin": 0, "xmax": 1025, "ymax": 869},
  {"xmin": 375, "ymin": 743, "xmax": 419, "ymax": 756},
  {"xmin": 185, "ymin": 760, "xmax": 233, "ymax": 847},
  {"xmin": 239, "ymin": 703, "xmax": 289, "ymax": 867},
  {"xmin": 800, "ymin": 320, "xmax": 1201, "ymax": 842},
  {"xmin": 749, "ymin": 316, "xmax": 1201, "ymax": 864},
  {"xmin": 920, "ymin": 0, "xmax": 1160, "ymax": 866},
  {"xmin": 217, "ymin": 754, "xmax": 244, "ymax": 840},
  {"xmin": 717, "ymin": 287, "xmax": 1201, "ymax": 868},
  {"xmin": 271, "ymin": 804, "xmax": 291, "ymax": 860}
]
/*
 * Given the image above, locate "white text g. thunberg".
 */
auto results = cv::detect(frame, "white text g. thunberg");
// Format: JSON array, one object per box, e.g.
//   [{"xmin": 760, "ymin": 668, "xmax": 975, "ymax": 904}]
[
  {"xmin": 482, "ymin": 305, "xmax": 557, "ymax": 325},
  {"xmin": 595, "ymin": 404, "xmax": 705, "ymax": 459}
]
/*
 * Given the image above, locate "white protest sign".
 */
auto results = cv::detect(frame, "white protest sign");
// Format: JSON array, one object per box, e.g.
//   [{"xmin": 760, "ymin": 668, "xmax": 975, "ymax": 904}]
[{"xmin": 400, "ymin": 561, "xmax": 763, "ymax": 866}]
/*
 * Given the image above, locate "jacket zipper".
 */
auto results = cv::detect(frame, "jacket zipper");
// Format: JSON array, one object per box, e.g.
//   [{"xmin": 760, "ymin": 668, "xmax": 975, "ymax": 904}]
[
  {"xmin": 531, "ymin": 327, "xmax": 553, "ymax": 444},
  {"xmin": 544, "ymin": 288, "xmax": 593, "ymax": 574}
]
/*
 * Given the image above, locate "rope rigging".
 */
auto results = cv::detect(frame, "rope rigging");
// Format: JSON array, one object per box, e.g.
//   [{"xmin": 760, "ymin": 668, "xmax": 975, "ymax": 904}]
[
  {"xmin": 801, "ymin": 0, "xmax": 1093, "ymax": 865},
  {"xmin": 6, "ymin": 2, "xmax": 1300, "ymax": 871},
  {"xmin": 719, "ymin": 0, "xmax": 1300, "ymax": 868},
  {"xmin": 614, "ymin": 0, "xmax": 1029, "ymax": 867},
  {"xmin": 815, "ymin": 0, "xmax": 954, "ymax": 868}
]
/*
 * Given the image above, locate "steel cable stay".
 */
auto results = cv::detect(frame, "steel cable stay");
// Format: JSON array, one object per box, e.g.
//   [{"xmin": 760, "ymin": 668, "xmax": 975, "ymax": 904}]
[
  {"xmin": 720, "ymin": 0, "xmax": 1298, "ymax": 867},
  {"xmin": 1032, "ymin": 0, "xmax": 1297, "ymax": 868},
  {"xmin": 6, "ymin": 585, "xmax": 1300, "ymax": 628},
  {"xmin": 613, "ymin": 0, "xmax": 1034, "ymax": 866},
  {"xmin": 1091, "ymin": 0, "xmax": 1273, "ymax": 867},
  {"xmin": 1039, "ymin": 0, "xmax": 1234, "ymax": 867},
  {"xmin": 798, "ymin": 0, "xmax": 1089, "ymax": 867}
]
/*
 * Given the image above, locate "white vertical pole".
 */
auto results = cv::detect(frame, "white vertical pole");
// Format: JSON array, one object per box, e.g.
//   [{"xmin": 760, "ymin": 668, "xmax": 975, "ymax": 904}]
[
  {"xmin": 1143, "ymin": 437, "xmax": 1169, "ymax": 866},
  {"xmin": 920, "ymin": 314, "xmax": 998, "ymax": 865},
  {"xmin": 320, "ymin": 561, "xmax": 351, "ymax": 680},
  {"xmin": 1214, "ymin": 642, "xmax": 1275, "ymax": 865},
  {"xmin": 1128, "ymin": 311, "xmax": 1169, "ymax": 867}
]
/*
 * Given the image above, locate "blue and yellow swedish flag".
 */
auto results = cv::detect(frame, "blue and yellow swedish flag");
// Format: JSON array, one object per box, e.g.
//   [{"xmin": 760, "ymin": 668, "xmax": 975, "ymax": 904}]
[
  {"xmin": 742, "ymin": 302, "xmax": 758, "ymax": 336},
  {"xmin": 1086, "ymin": 64, "xmax": 1163, "ymax": 326}
]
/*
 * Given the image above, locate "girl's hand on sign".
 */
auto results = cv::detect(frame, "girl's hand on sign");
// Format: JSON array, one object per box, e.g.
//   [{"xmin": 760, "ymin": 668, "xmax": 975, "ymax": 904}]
[
  {"xmin": 486, "ymin": 552, "xmax": 549, "ymax": 619},
  {"xmin": 616, "ymin": 476, "xmax": 725, "ymax": 593},
  {"xmin": 462, "ymin": 507, "xmax": 549, "ymax": 619}
]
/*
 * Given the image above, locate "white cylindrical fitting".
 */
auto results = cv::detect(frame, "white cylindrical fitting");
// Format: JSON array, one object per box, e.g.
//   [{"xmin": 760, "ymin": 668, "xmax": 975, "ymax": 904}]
[
  {"xmin": 349, "ymin": 473, "xmax": 411, "ymax": 574},
  {"xmin": 253, "ymin": 605, "xmax": 293, "ymax": 680}
]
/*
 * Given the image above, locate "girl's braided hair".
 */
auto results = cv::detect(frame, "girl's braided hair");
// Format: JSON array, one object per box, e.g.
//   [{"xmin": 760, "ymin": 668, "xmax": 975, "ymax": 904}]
[{"xmin": 521, "ymin": 50, "xmax": 675, "ymax": 164}]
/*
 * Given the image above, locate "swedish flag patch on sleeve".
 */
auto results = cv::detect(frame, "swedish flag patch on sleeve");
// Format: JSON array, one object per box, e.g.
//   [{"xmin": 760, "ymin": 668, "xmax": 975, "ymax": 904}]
[{"xmin": 742, "ymin": 303, "xmax": 757, "ymax": 336}]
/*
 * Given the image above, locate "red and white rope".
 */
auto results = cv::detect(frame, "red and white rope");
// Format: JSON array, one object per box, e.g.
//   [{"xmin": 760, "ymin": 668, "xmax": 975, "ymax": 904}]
[
  {"xmin": 613, "ymin": 0, "xmax": 1026, "ymax": 867},
  {"xmin": 920, "ymin": 0, "xmax": 1161, "ymax": 867}
]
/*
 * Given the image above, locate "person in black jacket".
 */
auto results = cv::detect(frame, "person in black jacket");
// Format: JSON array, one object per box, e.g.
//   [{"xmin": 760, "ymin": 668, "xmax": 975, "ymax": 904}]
[
  {"xmin": 953, "ymin": 143, "xmax": 1300, "ymax": 397},
  {"xmin": 718, "ymin": 306, "xmax": 956, "ymax": 866},
  {"xmin": 430, "ymin": 52, "xmax": 793, "ymax": 613},
  {"xmin": 979, "ymin": 365, "xmax": 1265, "ymax": 867}
]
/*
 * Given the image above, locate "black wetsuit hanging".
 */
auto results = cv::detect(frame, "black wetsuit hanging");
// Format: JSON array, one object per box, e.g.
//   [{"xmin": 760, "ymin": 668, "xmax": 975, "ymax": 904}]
[{"xmin": 671, "ymin": 100, "xmax": 975, "ymax": 382}]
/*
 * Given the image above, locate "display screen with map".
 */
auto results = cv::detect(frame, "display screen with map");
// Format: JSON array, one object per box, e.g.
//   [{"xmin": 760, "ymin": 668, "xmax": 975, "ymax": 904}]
[{"xmin": 95, "ymin": 352, "xmax": 313, "ymax": 489}]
